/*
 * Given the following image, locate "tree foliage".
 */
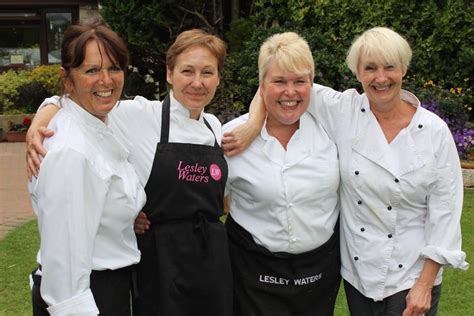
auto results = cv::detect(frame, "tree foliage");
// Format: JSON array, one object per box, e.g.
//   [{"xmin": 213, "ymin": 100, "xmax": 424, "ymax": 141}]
[{"xmin": 100, "ymin": 0, "xmax": 473, "ymax": 124}]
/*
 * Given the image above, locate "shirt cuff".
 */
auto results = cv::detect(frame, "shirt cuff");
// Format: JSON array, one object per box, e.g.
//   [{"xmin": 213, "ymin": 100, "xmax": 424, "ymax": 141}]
[
  {"xmin": 421, "ymin": 245, "xmax": 469, "ymax": 270},
  {"xmin": 38, "ymin": 96, "xmax": 61, "ymax": 111},
  {"xmin": 47, "ymin": 289, "xmax": 99, "ymax": 315}
]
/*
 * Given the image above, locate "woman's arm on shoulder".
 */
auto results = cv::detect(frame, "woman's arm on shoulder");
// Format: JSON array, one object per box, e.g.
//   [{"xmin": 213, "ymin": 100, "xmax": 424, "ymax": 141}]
[
  {"xmin": 222, "ymin": 89, "xmax": 265, "ymax": 157},
  {"xmin": 26, "ymin": 104, "xmax": 61, "ymax": 179}
]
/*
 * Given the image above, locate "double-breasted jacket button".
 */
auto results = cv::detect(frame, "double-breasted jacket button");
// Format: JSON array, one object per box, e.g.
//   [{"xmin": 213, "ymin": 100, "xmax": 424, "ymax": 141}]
[
  {"xmin": 418, "ymin": 124, "xmax": 423, "ymax": 129},
  {"xmin": 355, "ymin": 170, "xmax": 359, "ymax": 175},
  {"xmin": 357, "ymin": 200, "xmax": 362, "ymax": 205},
  {"xmin": 387, "ymin": 205, "xmax": 392, "ymax": 211},
  {"xmin": 388, "ymin": 234, "xmax": 393, "ymax": 238},
  {"xmin": 394, "ymin": 178, "xmax": 399, "ymax": 183},
  {"xmin": 360, "ymin": 227, "xmax": 365, "ymax": 232},
  {"xmin": 354, "ymin": 256, "xmax": 359, "ymax": 261},
  {"xmin": 398, "ymin": 264, "xmax": 403, "ymax": 268},
  {"xmin": 361, "ymin": 108, "xmax": 366, "ymax": 112}
]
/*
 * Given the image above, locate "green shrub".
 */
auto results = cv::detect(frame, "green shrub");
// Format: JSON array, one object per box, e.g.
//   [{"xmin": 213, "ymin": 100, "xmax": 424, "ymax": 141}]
[
  {"xmin": 0, "ymin": 65, "xmax": 61, "ymax": 114},
  {"xmin": 0, "ymin": 69, "xmax": 29, "ymax": 113},
  {"xmin": 220, "ymin": 0, "xmax": 472, "ymax": 122}
]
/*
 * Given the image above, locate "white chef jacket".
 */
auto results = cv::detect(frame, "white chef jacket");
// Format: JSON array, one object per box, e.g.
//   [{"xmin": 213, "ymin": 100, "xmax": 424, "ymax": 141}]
[
  {"xmin": 309, "ymin": 84, "xmax": 469, "ymax": 300},
  {"xmin": 40, "ymin": 91, "xmax": 222, "ymax": 187},
  {"xmin": 29, "ymin": 97, "xmax": 146, "ymax": 315},
  {"xmin": 223, "ymin": 112, "xmax": 340, "ymax": 254}
]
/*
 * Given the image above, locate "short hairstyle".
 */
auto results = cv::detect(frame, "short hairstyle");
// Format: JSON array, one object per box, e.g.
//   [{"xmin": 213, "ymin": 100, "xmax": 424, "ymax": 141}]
[
  {"xmin": 346, "ymin": 27, "xmax": 412, "ymax": 75},
  {"xmin": 61, "ymin": 16, "xmax": 128, "ymax": 73},
  {"xmin": 166, "ymin": 29, "xmax": 227, "ymax": 74},
  {"xmin": 258, "ymin": 32, "xmax": 314, "ymax": 84}
]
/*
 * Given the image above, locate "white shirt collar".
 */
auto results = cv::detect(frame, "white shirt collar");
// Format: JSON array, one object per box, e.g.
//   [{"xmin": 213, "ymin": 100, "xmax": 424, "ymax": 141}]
[
  {"xmin": 169, "ymin": 90, "xmax": 205, "ymax": 121},
  {"xmin": 63, "ymin": 96, "xmax": 110, "ymax": 132}
]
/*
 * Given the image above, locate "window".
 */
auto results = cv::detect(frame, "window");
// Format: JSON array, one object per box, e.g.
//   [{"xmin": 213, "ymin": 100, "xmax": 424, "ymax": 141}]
[{"xmin": 0, "ymin": 7, "xmax": 75, "ymax": 70}]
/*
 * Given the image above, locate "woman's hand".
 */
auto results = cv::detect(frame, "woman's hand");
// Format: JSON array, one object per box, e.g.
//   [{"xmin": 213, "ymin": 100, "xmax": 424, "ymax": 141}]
[
  {"xmin": 25, "ymin": 103, "xmax": 60, "ymax": 179},
  {"xmin": 134, "ymin": 211, "xmax": 150, "ymax": 235},
  {"xmin": 402, "ymin": 259, "xmax": 440, "ymax": 316},
  {"xmin": 26, "ymin": 127, "xmax": 54, "ymax": 179},
  {"xmin": 402, "ymin": 281, "xmax": 433, "ymax": 316},
  {"xmin": 222, "ymin": 89, "xmax": 266, "ymax": 157}
]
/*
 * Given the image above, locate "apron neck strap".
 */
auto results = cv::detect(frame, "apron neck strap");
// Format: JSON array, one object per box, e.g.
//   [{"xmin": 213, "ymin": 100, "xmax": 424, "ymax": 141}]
[{"xmin": 160, "ymin": 94, "xmax": 218, "ymax": 147}]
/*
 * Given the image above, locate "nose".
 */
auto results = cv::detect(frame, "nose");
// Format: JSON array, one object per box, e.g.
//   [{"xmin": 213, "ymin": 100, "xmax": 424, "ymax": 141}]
[
  {"xmin": 375, "ymin": 68, "xmax": 388, "ymax": 83},
  {"xmin": 284, "ymin": 83, "xmax": 297, "ymax": 96},
  {"xmin": 99, "ymin": 69, "xmax": 113, "ymax": 85},
  {"xmin": 190, "ymin": 74, "xmax": 204, "ymax": 88}
]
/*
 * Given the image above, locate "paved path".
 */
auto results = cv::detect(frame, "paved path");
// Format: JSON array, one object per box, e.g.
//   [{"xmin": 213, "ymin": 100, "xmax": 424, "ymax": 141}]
[{"xmin": 0, "ymin": 142, "xmax": 35, "ymax": 239}]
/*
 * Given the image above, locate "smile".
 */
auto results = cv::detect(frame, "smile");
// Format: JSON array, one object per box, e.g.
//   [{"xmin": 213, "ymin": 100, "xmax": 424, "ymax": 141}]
[
  {"xmin": 278, "ymin": 100, "xmax": 300, "ymax": 107},
  {"xmin": 371, "ymin": 84, "xmax": 391, "ymax": 91},
  {"xmin": 94, "ymin": 90, "xmax": 113, "ymax": 98}
]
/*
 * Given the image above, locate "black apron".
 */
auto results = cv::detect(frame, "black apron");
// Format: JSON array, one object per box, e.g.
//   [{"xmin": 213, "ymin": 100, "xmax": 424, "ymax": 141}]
[
  {"xmin": 226, "ymin": 215, "xmax": 341, "ymax": 316},
  {"xmin": 133, "ymin": 96, "xmax": 232, "ymax": 316}
]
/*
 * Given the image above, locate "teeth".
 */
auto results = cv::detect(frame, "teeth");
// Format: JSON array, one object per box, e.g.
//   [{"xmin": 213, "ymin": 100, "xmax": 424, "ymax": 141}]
[
  {"xmin": 374, "ymin": 86, "xmax": 389, "ymax": 91},
  {"xmin": 95, "ymin": 90, "xmax": 112, "ymax": 97},
  {"xmin": 279, "ymin": 101, "xmax": 298, "ymax": 106}
]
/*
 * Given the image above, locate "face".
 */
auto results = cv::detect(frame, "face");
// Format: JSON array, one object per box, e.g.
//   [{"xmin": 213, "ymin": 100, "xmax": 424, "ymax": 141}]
[
  {"xmin": 166, "ymin": 45, "xmax": 220, "ymax": 119},
  {"xmin": 261, "ymin": 63, "xmax": 311, "ymax": 127},
  {"xmin": 357, "ymin": 54, "xmax": 405, "ymax": 109},
  {"xmin": 64, "ymin": 40, "xmax": 124, "ymax": 121}
]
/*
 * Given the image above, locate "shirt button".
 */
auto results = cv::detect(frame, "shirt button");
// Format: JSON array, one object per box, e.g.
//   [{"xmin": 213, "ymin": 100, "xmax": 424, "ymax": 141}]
[
  {"xmin": 418, "ymin": 124, "xmax": 423, "ymax": 129},
  {"xmin": 398, "ymin": 264, "xmax": 403, "ymax": 268},
  {"xmin": 361, "ymin": 108, "xmax": 366, "ymax": 113},
  {"xmin": 360, "ymin": 227, "xmax": 365, "ymax": 232},
  {"xmin": 355, "ymin": 170, "xmax": 359, "ymax": 175},
  {"xmin": 388, "ymin": 234, "xmax": 393, "ymax": 238},
  {"xmin": 387, "ymin": 206, "xmax": 392, "ymax": 211},
  {"xmin": 357, "ymin": 200, "xmax": 362, "ymax": 205},
  {"xmin": 394, "ymin": 178, "xmax": 399, "ymax": 183},
  {"xmin": 354, "ymin": 256, "xmax": 359, "ymax": 261}
]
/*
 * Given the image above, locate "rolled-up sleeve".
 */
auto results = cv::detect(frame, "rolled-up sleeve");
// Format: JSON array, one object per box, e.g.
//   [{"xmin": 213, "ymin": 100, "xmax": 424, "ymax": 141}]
[
  {"xmin": 421, "ymin": 125, "xmax": 469, "ymax": 270},
  {"xmin": 32, "ymin": 147, "xmax": 108, "ymax": 314}
]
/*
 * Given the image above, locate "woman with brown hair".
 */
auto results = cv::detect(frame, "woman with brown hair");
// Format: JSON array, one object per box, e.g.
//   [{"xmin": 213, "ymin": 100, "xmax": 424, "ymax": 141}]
[{"xmin": 29, "ymin": 18, "xmax": 146, "ymax": 315}]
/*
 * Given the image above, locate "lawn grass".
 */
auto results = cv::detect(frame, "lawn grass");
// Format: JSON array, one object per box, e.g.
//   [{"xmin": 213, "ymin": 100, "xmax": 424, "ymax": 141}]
[{"xmin": 1, "ymin": 190, "xmax": 472, "ymax": 315}]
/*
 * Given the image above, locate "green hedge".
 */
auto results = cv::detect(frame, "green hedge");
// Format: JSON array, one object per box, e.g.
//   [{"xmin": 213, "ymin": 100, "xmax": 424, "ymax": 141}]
[
  {"xmin": 0, "ymin": 65, "xmax": 61, "ymax": 114},
  {"xmin": 221, "ymin": 0, "xmax": 473, "ymax": 112}
]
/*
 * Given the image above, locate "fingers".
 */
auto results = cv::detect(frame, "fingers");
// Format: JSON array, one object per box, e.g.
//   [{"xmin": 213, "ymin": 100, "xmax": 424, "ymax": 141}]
[{"xmin": 134, "ymin": 211, "xmax": 150, "ymax": 235}]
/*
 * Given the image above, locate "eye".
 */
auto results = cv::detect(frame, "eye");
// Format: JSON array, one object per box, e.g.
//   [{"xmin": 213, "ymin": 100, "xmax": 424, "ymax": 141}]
[
  {"xmin": 202, "ymin": 70, "xmax": 215, "ymax": 77},
  {"xmin": 85, "ymin": 67, "xmax": 98, "ymax": 74},
  {"xmin": 296, "ymin": 79, "xmax": 308, "ymax": 85},
  {"xmin": 109, "ymin": 64, "xmax": 122, "ymax": 72},
  {"xmin": 182, "ymin": 69, "xmax": 193, "ymax": 75},
  {"xmin": 385, "ymin": 64, "xmax": 395, "ymax": 70},
  {"xmin": 364, "ymin": 65, "xmax": 376, "ymax": 71}
]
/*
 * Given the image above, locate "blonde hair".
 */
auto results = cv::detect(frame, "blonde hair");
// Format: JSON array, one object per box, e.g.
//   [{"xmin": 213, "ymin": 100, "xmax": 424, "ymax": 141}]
[
  {"xmin": 346, "ymin": 27, "xmax": 412, "ymax": 75},
  {"xmin": 258, "ymin": 32, "xmax": 314, "ymax": 84}
]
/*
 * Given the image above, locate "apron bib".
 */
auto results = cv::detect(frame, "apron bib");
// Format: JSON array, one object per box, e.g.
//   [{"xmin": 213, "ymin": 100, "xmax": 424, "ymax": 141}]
[
  {"xmin": 133, "ymin": 96, "xmax": 232, "ymax": 316},
  {"xmin": 226, "ymin": 215, "xmax": 341, "ymax": 316}
]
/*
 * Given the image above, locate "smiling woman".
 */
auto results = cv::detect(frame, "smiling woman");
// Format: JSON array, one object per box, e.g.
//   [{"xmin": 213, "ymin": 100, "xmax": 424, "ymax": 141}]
[{"xmin": 27, "ymin": 18, "xmax": 146, "ymax": 316}]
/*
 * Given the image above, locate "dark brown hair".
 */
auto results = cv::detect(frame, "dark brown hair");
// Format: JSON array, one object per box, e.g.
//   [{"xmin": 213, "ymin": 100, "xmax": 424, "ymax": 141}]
[
  {"xmin": 61, "ymin": 17, "xmax": 128, "ymax": 72},
  {"xmin": 166, "ymin": 29, "xmax": 227, "ymax": 74}
]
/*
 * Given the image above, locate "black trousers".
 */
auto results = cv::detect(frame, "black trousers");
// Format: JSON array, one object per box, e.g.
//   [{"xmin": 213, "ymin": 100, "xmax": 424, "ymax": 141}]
[
  {"xmin": 344, "ymin": 280, "xmax": 442, "ymax": 316},
  {"xmin": 31, "ymin": 265, "xmax": 133, "ymax": 316}
]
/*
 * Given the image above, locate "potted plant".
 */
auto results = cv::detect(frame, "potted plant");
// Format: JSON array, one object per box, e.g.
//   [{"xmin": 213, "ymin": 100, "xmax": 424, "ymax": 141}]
[{"xmin": 5, "ymin": 115, "xmax": 31, "ymax": 142}]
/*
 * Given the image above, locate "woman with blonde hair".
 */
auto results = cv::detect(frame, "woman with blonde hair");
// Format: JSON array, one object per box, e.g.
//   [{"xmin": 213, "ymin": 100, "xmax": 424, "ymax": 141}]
[{"xmin": 224, "ymin": 32, "xmax": 341, "ymax": 315}]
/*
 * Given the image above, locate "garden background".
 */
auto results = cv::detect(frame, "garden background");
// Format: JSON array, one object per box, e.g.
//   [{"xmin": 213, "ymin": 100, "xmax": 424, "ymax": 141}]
[{"xmin": 1, "ymin": 0, "xmax": 473, "ymax": 157}]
